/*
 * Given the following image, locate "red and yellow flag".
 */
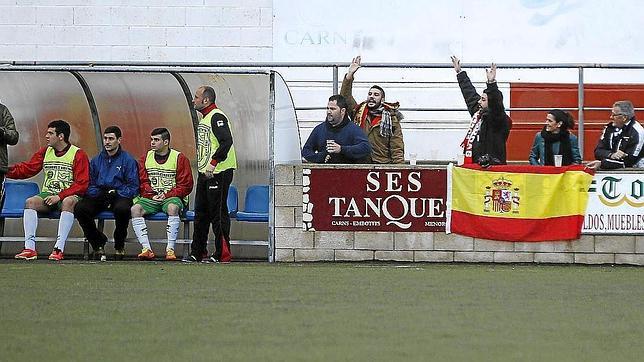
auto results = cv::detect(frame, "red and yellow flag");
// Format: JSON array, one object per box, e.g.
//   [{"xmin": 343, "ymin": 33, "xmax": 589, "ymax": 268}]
[{"xmin": 447, "ymin": 164, "xmax": 594, "ymax": 241}]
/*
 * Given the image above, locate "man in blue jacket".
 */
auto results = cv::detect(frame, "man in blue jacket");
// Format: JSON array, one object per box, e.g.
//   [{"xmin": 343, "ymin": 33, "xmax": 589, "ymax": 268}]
[
  {"xmin": 74, "ymin": 126, "xmax": 139, "ymax": 261},
  {"xmin": 302, "ymin": 94, "xmax": 371, "ymax": 164}
]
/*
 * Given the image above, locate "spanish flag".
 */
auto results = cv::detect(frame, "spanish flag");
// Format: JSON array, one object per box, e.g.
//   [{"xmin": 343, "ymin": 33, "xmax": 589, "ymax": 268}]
[{"xmin": 446, "ymin": 164, "xmax": 594, "ymax": 242}]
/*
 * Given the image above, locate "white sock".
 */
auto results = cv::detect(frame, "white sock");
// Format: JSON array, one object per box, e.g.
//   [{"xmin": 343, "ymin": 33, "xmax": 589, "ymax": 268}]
[
  {"xmin": 166, "ymin": 215, "xmax": 180, "ymax": 250},
  {"xmin": 23, "ymin": 209, "xmax": 38, "ymax": 250},
  {"xmin": 54, "ymin": 211, "xmax": 74, "ymax": 252},
  {"xmin": 132, "ymin": 217, "xmax": 150, "ymax": 249}
]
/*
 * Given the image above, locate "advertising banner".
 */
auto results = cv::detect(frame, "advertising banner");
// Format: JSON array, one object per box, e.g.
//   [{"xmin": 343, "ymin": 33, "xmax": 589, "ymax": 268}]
[
  {"xmin": 303, "ymin": 168, "xmax": 446, "ymax": 232},
  {"xmin": 582, "ymin": 173, "xmax": 644, "ymax": 234}
]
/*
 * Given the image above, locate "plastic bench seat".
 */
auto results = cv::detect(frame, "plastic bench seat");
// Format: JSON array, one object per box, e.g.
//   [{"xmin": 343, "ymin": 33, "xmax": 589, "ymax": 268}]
[{"xmin": 236, "ymin": 184, "xmax": 269, "ymax": 222}]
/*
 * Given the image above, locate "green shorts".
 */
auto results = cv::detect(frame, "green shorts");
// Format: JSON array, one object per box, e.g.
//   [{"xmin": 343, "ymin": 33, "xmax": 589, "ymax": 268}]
[
  {"xmin": 37, "ymin": 191, "xmax": 81, "ymax": 211},
  {"xmin": 133, "ymin": 196, "xmax": 184, "ymax": 215}
]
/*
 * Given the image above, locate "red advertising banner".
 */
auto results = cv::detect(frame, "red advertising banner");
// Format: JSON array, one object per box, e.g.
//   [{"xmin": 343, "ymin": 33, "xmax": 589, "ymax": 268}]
[{"xmin": 303, "ymin": 168, "xmax": 447, "ymax": 232}]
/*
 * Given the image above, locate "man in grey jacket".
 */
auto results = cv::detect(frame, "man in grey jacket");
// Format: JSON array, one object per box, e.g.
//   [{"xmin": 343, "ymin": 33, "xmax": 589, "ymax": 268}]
[{"xmin": 0, "ymin": 102, "xmax": 19, "ymax": 199}]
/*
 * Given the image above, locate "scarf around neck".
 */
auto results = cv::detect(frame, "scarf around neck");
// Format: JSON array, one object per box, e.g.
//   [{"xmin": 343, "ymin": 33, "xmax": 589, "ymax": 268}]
[{"xmin": 541, "ymin": 126, "xmax": 573, "ymax": 165}]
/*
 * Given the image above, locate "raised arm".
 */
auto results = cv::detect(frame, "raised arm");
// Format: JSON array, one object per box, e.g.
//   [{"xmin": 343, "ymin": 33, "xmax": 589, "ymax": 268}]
[
  {"xmin": 340, "ymin": 56, "xmax": 361, "ymax": 119},
  {"xmin": 452, "ymin": 56, "xmax": 481, "ymax": 116}
]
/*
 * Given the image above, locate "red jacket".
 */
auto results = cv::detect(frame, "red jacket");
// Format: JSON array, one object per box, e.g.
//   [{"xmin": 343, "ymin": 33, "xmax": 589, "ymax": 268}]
[
  {"xmin": 138, "ymin": 151, "xmax": 193, "ymax": 199},
  {"xmin": 7, "ymin": 145, "xmax": 90, "ymax": 199}
]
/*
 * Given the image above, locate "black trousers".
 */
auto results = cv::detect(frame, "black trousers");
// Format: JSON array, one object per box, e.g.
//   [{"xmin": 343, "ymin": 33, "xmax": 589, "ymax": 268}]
[
  {"xmin": 75, "ymin": 195, "xmax": 133, "ymax": 250},
  {"xmin": 191, "ymin": 169, "xmax": 233, "ymax": 260}
]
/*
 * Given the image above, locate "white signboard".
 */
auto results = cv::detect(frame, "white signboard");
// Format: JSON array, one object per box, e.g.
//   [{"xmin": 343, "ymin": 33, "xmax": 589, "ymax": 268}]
[
  {"xmin": 582, "ymin": 173, "xmax": 644, "ymax": 234},
  {"xmin": 274, "ymin": 0, "xmax": 644, "ymax": 63}
]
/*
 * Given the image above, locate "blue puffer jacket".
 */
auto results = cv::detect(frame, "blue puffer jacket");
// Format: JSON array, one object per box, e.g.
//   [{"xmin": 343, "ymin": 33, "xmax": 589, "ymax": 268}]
[
  {"xmin": 87, "ymin": 147, "xmax": 139, "ymax": 199},
  {"xmin": 301, "ymin": 116, "xmax": 371, "ymax": 164}
]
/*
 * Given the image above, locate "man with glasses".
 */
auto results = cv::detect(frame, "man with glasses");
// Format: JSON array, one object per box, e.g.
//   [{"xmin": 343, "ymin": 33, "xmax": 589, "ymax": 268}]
[{"xmin": 587, "ymin": 100, "xmax": 644, "ymax": 170}]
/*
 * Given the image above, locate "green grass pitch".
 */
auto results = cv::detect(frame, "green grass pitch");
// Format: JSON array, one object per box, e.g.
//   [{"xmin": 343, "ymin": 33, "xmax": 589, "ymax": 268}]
[{"xmin": 1, "ymin": 261, "xmax": 642, "ymax": 361}]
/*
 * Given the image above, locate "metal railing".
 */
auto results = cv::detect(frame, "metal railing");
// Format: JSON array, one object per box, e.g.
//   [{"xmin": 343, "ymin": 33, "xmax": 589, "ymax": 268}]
[{"xmin": 3, "ymin": 61, "xmax": 644, "ymax": 157}]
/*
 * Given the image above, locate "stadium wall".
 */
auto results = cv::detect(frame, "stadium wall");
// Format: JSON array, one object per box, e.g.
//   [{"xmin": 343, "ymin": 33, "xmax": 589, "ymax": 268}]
[{"xmin": 274, "ymin": 164, "xmax": 644, "ymax": 265}]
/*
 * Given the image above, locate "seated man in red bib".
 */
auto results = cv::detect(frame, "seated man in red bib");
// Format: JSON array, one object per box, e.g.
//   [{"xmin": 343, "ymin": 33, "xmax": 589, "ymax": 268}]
[
  {"xmin": 10, "ymin": 119, "xmax": 89, "ymax": 261},
  {"xmin": 131, "ymin": 128, "xmax": 193, "ymax": 261}
]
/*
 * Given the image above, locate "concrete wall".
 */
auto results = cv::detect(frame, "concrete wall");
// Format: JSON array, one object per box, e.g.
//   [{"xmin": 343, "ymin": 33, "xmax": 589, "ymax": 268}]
[
  {"xmin": 0, "ymin": 0, "xmax": 272, "ymax": 62},
  {"xmin": 274, "ymin": 164, "xmax": 644, "ymax": 265}
]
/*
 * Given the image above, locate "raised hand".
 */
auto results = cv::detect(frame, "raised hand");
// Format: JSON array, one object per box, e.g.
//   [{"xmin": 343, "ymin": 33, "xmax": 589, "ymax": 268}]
[
  {"xmin": 450, "ymin": 55, "xmax": 461, "ymax": 73},
  {"xmin": 346, "ymin": 56, "xmax": 362, "ymax": 80},
  {"xmin": 486, "ymin": 63, "xmax": 497, "ymax": 83}
]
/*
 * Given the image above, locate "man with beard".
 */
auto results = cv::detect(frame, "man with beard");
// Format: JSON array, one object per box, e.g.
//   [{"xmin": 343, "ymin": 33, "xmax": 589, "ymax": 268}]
[
  {"xmin": 451, "ymin": 56, "xmax": 512, "ymax": 166},
  {"xmin": 301, "ymin": 94, "xmax": 371, "ymax": 164},
  {"xmin": 340, "ymin": 56, "xmax": 405, "ymax": 164}
]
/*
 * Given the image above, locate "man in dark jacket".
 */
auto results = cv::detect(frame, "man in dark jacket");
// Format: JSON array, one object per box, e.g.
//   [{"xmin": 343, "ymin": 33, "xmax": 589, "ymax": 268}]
[
  {"xmin": 451, "ymin": 56, "xmax": 512, "ymax": 165},
  {"xmin": 302, "ymin": 94, "xmax": 371, "ymax": 164},
  {"xmin": 0, "ymin": 102, "xmax": 19, "ymax": 199},
  {"xmin": 587, "ymin": 100, "xmax": 644, "ymax": 170},
  {"xmin": 74, "ymin": 126, "xmax": 139, "ymax": 260}
]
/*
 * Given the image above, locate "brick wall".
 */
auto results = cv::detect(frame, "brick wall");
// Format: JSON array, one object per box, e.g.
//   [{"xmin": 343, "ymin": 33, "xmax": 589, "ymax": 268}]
[
  {"xmin": 274, "ymin": 164, "xmax": 644, "ymax": 265},
  {"xmin": 0, "ymin": 0, "xmax": 272, "ymax": 62}
]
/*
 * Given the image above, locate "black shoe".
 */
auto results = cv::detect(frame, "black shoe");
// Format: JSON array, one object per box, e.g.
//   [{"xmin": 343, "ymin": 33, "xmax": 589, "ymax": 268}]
[
  {"xmin": 94, "ymin": 246, "xmax": 106, "ymax": 262},
  {"xmin": 182, "ymin": 255, "xmax": 199, "ymax": 263},
  {"xmin": 114, "ymin": 248, "xmax": 125, "ymax": 261},
  {"xmin": 208, "ymin": 255, "xmax": 219, "ymax": 264}
]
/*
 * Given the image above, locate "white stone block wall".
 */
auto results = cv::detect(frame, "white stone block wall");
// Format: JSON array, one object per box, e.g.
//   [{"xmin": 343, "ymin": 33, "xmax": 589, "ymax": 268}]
[
  {"xmin": 0, "ymin": 0, "xmax": 273, "ymax": 62},
  {"xmin": 274, "ymin": 164, "xmax": 644, "ymax": 266}
]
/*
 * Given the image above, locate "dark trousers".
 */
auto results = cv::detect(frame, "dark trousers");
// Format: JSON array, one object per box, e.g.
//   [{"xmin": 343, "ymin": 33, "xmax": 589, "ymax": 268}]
[
  {"xmin": 75, "ymin": 196, "xmax": 133, "ymax": 250},
  {"xmin": 191, "ymin": 169, "xmax": 233, "ymax": 260}
]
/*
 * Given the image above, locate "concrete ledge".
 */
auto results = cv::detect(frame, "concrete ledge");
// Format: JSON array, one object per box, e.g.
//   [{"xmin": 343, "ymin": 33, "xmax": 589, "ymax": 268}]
[
  {"xmin": 414, "ymin": 251, "xmax": 453, "ymax": 262},
  {"xmin": 275, "ymin": 228, "xmax": 314, "ymax": 248},
  {"xmin": 594, "ymin": 235, "xmax": 635, "ymax": 253},
  {"xmin": 534, "ymin": 253, "xmax": 574, "ymax": 264},
  {"xmin": 355, "ymin": 232, "xmax": 393, "ymax": 250},
  {"xmin": 553, "ymin": 236, "xmax": 595, "ymax": 253},
  {"xmin": 335, "ymin": 250, "xmax": 374, "ymax": 261},
  {"xmin": 494, "ymin": 252, "xmax": 534, "ymax": 263},
  {"xmin": 375, "ymin": 250, "xmax": 414, "ymax": 261},
  {"xmin": 454, "ymin": 251, "xmax": 494, "ymax": 263},
  {"xmin": 274, "ymin": 248, "xmax": 294, "ymax": 262},
  {"xmin": 295, "ymin": 249, "xmax": 334, "ymax": 262},
  {"xmin": 475, "ymin": 238, "xmax": 514, "ymax": 252},
  {"xmin": 395, "ymin": 232, "xmax": 433, "ymax": 250},
  {"xmin": 574, "ymin": 253, "xmax": 615, "ymax": 264},
  {"xmin": 637, "ymin": 236, "xmax": 644, "ymax": 253},
  {"xmin": 275, "ymin": 164, "xmax": 295, "ymax": 185},
  {"xmin": 274, "ymin": 207, "xmax": 295, "ymax": 228},
  {"xmin": 615, "ymin": 254, "xmax": 644, "ymax": 266},
  {"xmin": 434, "ymin": 233, "xmax": 473, "ymax": 251},
  {"xmin": 514, "ymin": 242, "xmax": 556, "ymax": 253},
  {"xmin": 274, "ymin": 185, "xmax": 301, "ymax": 207},
  {"xmin": 315, "ymin": 231, "xmax": 354, "ymax": 249}
]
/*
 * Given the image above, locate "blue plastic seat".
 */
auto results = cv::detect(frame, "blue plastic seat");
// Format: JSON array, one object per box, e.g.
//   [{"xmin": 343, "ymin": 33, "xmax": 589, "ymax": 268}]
[
  {"xmin": 228, "ymin": 185, "xmax": 238, "ymax": 218},
  {"xmin": 236, "ymin": 184, "xmax": 269, "ymax": 222},
  {"xmin": 0, "ymin": 181, "xmax": 39, "ymax": 218}
]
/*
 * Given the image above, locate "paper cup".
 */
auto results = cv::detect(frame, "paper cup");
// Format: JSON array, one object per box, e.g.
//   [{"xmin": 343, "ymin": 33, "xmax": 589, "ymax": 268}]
[{"xmin": 554, "ymin": 155, "xmax": 563, "ymax": 167}]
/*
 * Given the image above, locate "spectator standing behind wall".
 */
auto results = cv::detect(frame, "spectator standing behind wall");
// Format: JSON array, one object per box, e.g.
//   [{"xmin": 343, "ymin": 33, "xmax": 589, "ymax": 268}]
[
  {"xmin": 301, "ymin": 94, "xmax": 372, "ymax": 164},
  {"xmin": 587, "ymin": 100, "xmax": 644, "ymax": 170},
  {"xmin": 340, "ymin": 56, "xmax": 405, "ymax": 164},
  {"xmin": 451, "ymin": 56, "xmax": 512, "ymax": 166},
  {"xmin": 10, "ymin": 119, "xmax": 89, "ymax": 261},
  {"xmin": 528, "ymin": 109, "xmax": 582, "ymax": 166},
  {"xmin": 0, "ymin": 102, "xmax": 19, "ymax": 200}
]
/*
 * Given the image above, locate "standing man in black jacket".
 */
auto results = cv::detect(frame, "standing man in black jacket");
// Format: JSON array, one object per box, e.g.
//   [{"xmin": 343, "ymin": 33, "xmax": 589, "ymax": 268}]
[
  {"xmin": 451, "ymin": 56, "xmax": 512, "ymax": 166},
  {"xmin": 0, "ymin": 102, "xmax": 19, "ymax": 201}
]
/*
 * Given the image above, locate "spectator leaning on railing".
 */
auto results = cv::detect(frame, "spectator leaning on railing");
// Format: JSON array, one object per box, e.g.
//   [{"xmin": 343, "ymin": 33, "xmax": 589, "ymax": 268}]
[{"xmin": 587, "ymin": 100, "xmax": 644, "ymax": 170}]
